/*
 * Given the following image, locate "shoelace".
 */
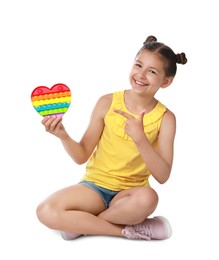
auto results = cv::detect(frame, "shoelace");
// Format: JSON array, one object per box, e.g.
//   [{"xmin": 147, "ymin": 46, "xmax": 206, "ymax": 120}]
[
  {"xmin": 123, "ymin": 223, "xmax": 153, "ymax": 240},
  {"xmin": 135, "ymin": 223, "xmax": 153, "ymax": 240}
]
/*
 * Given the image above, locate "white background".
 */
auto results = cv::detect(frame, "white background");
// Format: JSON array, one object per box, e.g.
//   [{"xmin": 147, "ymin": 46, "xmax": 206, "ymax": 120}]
[{"xmin": 0, "ymin": 0, "xmax": 218, "ymax": 259}]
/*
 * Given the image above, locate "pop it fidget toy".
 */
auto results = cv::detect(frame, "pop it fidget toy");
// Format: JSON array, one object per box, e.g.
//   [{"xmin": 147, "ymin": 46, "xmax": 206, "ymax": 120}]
[{"xmin": 31, "ymin": 83, "xmax": 71, "ymax": 117}]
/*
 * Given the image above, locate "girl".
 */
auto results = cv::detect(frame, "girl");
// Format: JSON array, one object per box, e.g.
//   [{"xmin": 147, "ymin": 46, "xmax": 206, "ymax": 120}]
[{"xmin": 36, "ymin": 36, "xmax": 187, "ymax": 240}]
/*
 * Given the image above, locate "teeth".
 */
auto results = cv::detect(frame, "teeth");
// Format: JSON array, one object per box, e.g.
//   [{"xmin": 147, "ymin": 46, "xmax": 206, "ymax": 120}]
[{"xmin": 136, "ymin": 80, "xmax": 145, "ymax": 86}]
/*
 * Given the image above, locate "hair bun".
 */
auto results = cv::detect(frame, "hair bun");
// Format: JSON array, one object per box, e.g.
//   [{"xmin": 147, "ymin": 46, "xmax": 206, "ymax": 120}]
[
  {"xmin": 143, "ymin": 35, "xmax": 157, "ymax": 44},
  {"xmin": 176, "ymin": 53, "xmax": 187, "ymax": 65}
]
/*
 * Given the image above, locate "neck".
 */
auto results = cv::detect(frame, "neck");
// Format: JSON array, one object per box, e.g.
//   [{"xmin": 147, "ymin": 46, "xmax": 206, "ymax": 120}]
[{"xmin": 125, "ymin": 90, "xmax": 158, "ymax": 114}]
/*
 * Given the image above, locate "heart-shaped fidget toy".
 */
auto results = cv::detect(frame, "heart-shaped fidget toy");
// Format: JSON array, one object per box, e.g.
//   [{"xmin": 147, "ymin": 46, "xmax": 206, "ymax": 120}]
[{"xmin": 31, "ymin": 83, "xmax": 71, "ymax": 117}]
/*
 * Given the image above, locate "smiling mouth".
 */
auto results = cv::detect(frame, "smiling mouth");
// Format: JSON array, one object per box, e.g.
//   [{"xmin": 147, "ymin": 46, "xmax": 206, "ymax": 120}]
[{"xmin": 135, "ymin": 80, "xmax": 147, "ymax": 87}]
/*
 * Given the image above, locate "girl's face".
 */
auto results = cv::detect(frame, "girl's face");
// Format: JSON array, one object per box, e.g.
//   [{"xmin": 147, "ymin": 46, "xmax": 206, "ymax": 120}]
[{"xmin": 129, "ymin": 50, "xmax": 173, "ymax": 96}]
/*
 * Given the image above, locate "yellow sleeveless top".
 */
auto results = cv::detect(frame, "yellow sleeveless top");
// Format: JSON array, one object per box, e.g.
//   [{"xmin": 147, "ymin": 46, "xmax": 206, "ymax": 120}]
[{"xmin": 82, "ymin": 90, "xmax": 167, "ymax": 191}]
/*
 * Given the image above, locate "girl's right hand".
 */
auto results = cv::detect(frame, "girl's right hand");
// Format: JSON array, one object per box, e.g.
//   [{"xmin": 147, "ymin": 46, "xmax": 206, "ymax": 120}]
[{"xmin": 41, "ymin": 116, "xmax": 67, "ymax": 139}]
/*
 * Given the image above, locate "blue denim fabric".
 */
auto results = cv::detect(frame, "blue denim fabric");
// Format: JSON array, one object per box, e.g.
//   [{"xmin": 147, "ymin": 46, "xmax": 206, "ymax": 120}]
[{"xmin": 79, "ymin": 180, "xmax": 119, "ymax": 208}]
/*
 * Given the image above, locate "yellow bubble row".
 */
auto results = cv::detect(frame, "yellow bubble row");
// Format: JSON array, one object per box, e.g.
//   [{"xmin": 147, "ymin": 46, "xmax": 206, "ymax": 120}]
[{"xmin": 32, "ymin": 96, "xmax": 71, "ymax": 107}]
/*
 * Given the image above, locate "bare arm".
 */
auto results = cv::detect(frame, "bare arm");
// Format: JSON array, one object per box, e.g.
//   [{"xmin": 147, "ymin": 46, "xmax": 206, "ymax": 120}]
[
  {"xmin": 114, "ymin": 109, "xmax": 176, "ymax": 184},
  {"xmin": 136, "ymin": 111, "xmax": 176, "ymax": 184},
  {"xmin": 42, "ymin": 94, "xmax": 113, "ymax": 164}
]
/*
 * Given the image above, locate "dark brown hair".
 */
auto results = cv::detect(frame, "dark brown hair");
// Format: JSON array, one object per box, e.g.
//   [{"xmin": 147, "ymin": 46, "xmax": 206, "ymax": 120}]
[{"xmin": 137, "ymin": 35, "xmax": 187, "ymax": 77}]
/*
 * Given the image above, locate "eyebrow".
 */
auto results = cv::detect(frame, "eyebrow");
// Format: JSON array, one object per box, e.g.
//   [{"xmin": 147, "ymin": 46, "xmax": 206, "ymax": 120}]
[{"xmin": 135, "ymin": 59, "xmax": 143, "ymax": 64}]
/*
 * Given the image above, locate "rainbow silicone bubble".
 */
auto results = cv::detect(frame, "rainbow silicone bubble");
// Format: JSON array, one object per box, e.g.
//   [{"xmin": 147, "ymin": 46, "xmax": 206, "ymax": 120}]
[{"xmin": 31, "ymin": 83, "xmax": 71, "ymax": 117}]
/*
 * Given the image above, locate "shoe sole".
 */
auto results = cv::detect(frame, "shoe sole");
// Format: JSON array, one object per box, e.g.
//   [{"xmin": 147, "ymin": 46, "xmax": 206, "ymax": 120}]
[{"xmin": 60, "ymin": 232, "xmax": 82, "ymax": 240}]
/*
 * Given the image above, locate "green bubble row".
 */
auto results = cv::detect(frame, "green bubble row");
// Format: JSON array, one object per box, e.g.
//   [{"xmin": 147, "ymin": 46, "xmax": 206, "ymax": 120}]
[{"xmin": 39, "ymin": 107, "xmax": 68, "ymax": 116}]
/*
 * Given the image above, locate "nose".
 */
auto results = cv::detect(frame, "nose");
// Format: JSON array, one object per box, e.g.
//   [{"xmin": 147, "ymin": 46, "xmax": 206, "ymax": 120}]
[{"xmin": 137, "ymin": 69, "xmax": 146, "ymax": 79}]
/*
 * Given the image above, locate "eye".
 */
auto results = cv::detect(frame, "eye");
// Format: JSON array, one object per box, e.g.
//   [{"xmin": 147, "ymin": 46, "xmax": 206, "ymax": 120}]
[
  {"xmin": 149, "ymin": 69, "xmax": 156, "ymax": 75},
  {"xmin": 135, "ymin": 63, "xmax": 142, "ymax": 68}
]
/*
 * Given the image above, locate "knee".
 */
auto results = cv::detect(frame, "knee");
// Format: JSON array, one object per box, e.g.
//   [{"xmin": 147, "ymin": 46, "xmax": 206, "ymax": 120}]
[
  {"xmin": 36, "ymin": 201, "xmax": 60, "ymax": 230},
  {"xmin": 132, "ymin": 187, "xmax": 159, "ymax": 213}
]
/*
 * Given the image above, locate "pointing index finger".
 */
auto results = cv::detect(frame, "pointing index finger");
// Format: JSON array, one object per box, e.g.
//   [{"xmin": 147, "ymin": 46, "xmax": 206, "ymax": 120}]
[{"xmin": 113, "ymin": 109, "xmax": 133, "ymax": 119}]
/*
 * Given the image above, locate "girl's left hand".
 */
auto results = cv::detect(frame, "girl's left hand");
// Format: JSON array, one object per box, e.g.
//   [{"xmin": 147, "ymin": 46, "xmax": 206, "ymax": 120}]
[{"xmin": 114, "ymin": 109, "xmax": 146, "ymax": 143}]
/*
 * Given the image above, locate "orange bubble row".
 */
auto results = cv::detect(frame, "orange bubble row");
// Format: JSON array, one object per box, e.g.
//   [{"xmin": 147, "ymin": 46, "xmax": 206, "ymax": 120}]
[{"xmin": 31, "ymin": 91, "xmax": 71, "ymax": 101}]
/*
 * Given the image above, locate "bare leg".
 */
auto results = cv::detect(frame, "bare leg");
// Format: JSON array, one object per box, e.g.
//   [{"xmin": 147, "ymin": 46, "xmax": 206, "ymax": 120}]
[
  {"xmin": 36, "ymin": 185, "xmax": 158, "ymax": 237},
  {"xmin": 36, "ymin": 184, "xmax": 124, "ymax": 236},
  {"xmin": 98, "ymin": 186, "xmax": 158, "ymax": 225}
]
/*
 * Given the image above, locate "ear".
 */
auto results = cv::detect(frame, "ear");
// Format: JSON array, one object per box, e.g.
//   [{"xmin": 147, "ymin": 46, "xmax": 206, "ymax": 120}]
[{"xmin": 161, "ymin": 77, "xmax": 174, "ymax": 89}]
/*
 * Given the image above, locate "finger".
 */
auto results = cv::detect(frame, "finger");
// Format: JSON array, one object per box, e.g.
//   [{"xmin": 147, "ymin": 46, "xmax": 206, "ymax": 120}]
[
  {"xmin": 49, "ymin": 117, "xmax": 62, "ymax": 130},
  {"xmin": 114, "ymin": 109, "xmax": 133, "ymax": 119},
  {"xmin": 138, "ymin": 110, "xmax": 146, "ymax": 122},
  {"xmin": 55, "ymin": 118, "xmax": 63, "ymax": 129},
  {"xmin": 42, "ymin": 116, "xmax": 56, "ymax": 127},
  {"xmin": 41, "ymin": 115, "xmax": 59, "ymax": 125},
  {"xmin": 41, "ymin": 116, "xmax": 51, "ymax": 125},
  {"xmin": 43, "ymin": 116, "xmax": 62, "ymax": 130}
]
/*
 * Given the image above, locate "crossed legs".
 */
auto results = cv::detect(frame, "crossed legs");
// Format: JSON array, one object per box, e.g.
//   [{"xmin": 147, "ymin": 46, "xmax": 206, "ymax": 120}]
[{"xmin": 36, "ymin": 184, "xmax": 158, "ymax": 237}]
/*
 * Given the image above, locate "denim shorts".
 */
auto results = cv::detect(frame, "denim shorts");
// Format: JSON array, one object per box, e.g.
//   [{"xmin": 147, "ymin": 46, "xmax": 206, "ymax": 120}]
[{"xmin": 79, "ymin": 180, "xmax": 119, "ymax": 208}]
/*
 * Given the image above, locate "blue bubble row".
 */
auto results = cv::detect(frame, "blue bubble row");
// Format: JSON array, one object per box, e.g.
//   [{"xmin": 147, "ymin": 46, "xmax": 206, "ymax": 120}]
[{"xmin": 34, "ymin": 102, "xmax": 70, "ymax": 112}]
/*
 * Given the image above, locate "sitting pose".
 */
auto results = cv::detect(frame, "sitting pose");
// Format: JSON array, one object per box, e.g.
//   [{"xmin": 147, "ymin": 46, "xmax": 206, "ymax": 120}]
[{"xmin": 36, "ymin": 35, "xmax": 187, "ymax": 240}]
